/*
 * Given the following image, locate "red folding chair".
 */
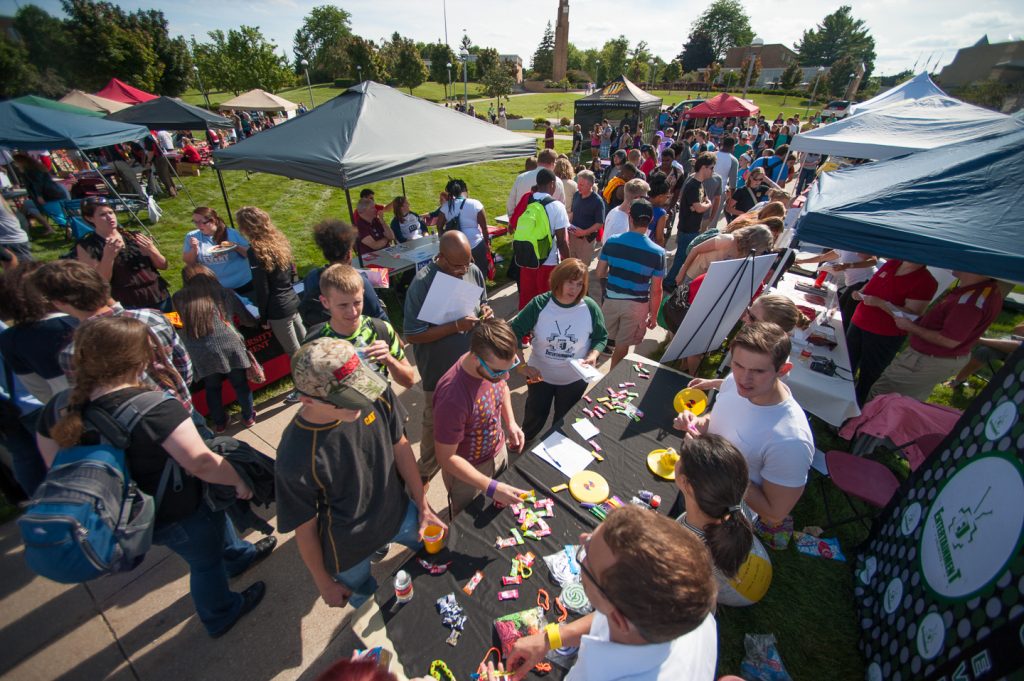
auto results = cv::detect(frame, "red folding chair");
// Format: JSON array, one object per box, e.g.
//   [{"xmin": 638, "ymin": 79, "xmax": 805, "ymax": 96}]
[{"xmin": 820, "ymin": 450, "xmax": 901, "ymax": 531}]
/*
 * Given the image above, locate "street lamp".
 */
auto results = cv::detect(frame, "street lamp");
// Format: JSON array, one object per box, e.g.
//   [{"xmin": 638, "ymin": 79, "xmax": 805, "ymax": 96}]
[
  {"xmin": 648, "ymin": 59, "xmax": 656, "ymax": 88},
  {"xmin": 595, "ymin": 59, "xmax": 601, "ymax": 87},
  {"xmin": 806, "ymin": 66, "xmax": 825, "ymax": 118},
  {"xmin": 460, "ymin": 47, "xmax": 469, "ymax": 109},
  {"xmin": 192, "ymin": 65, "xmax": 211, "ymax": 109},
  {"xmin": 300, "ymin": 59, "xmax": 314, "ymax": 110},
  {"xmin": 446, "ymin": 62, "xmax": 452, "ymax": 101},
  {"xmin": 357, "ymin": 64, "xmax": 363, "ymax": 83},
  {"xmin": 741, "ymin": 36, "xmax": 764, "ymax": 98}
]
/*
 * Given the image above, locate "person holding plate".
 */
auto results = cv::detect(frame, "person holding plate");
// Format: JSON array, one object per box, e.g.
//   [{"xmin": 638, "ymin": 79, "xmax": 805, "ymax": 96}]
[{"xmin": 183, "ymin": 207, "xmax": 253, "ymax": 296}]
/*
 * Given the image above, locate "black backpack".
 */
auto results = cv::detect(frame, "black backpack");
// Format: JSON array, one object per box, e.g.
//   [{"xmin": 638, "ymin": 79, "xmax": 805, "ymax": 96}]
[{"xmin": 442, "ymin": 198, "xmax": 467, "ymax": 234}]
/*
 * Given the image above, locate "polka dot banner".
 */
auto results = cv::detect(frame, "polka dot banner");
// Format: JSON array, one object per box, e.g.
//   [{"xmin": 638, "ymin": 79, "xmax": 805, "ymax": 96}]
[{"xmin": 854, "ymin": 348, "xmax": 1024, "ymax": 680}]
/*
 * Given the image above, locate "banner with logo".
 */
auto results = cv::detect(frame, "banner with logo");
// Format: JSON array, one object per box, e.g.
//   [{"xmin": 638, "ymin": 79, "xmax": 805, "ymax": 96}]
[{"xmin": 854, "ymin": 347, "xmax": 1024, "ymax": 681}]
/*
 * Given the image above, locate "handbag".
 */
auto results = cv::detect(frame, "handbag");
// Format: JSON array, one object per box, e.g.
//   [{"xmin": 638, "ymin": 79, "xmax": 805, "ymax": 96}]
[{"xmin": 221, "ymin": 314, "xmax": 265, "ymax": 384}]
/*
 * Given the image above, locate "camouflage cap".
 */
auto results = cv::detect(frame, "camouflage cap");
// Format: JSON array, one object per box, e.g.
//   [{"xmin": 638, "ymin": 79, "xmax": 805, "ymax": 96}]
[{"xmin": 291, "ymin": 338, "xmax": 388, "ymax": 410}]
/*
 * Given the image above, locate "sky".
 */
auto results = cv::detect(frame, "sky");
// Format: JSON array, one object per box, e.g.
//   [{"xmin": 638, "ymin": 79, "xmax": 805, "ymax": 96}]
[{"xmin": 4, "ymin": 0, "xmax": 1024, "ymax": 76}]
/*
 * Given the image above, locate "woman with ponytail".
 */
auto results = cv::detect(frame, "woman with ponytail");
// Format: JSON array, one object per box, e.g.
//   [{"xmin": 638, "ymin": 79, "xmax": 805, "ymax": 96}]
[{"xmin": 36, "ymin": 316, "xmax": 271, "ymax": 638}]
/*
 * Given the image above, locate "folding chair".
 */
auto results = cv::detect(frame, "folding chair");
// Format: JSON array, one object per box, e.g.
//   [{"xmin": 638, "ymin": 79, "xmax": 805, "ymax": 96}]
[{"xmin": 819, "ymin": 450, "xmax": 901, "ymax": 531}]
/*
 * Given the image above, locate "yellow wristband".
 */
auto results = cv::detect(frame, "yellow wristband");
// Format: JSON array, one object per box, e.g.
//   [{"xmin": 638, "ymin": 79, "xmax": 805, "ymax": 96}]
[{"xmin": 545, "ymin": 623, "xmax": 562, "ymax": 650}]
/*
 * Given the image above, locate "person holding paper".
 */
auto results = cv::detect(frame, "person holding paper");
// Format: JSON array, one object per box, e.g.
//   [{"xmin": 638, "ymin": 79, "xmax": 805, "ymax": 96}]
[
  {"xmin": 433, "ymin": 318, "xmax": 527, "ymax": 511},
  {"xmin": 510, "ymin": 259, "xmax": 608, "ymax": 443},
  {"xmin": 404, "ymin": 231, "xmax": 492, "ymax": 483}
]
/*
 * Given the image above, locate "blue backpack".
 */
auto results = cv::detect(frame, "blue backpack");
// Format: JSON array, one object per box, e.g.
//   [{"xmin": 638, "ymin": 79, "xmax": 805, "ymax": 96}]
[{"xmin": 18, "ymin": 391, "xmax": 182, "ymax": 584}]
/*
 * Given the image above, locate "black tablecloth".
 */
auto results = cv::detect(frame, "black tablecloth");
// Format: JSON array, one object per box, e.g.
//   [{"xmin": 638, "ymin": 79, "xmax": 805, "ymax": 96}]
[{"xmin": 374, "ymin": 358, "xmax": 693, "ymax": 679}]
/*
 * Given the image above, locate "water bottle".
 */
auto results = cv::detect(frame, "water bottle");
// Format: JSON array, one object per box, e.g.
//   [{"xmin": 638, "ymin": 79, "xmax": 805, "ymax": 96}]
[
  {"xmin": 352, "ymin": 336, "xmax": 369, "ymax": 361},
  {"xmin": 394, "ymin": 570, "xmax": 414, "ymax": 604}
]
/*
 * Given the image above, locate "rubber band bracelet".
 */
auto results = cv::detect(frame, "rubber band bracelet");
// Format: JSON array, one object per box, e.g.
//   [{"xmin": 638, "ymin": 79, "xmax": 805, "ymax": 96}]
[
  {"xmin": 545, "ymin": 622, "xmax": 562, "ymax": 650},
  {"xmin": 486, "ymin": 479, "xmax": 499, "ymax": 498}
]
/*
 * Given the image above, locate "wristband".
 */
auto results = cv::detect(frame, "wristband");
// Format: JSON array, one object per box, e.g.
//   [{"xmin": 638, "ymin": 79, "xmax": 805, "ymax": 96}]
[
  {"xmin": 545, "ymin": 623, "xmax": 562, "ymax": 650},
  {"xmin": 486, "ymin": 479, "xmax": 499, "ymax": 499}
]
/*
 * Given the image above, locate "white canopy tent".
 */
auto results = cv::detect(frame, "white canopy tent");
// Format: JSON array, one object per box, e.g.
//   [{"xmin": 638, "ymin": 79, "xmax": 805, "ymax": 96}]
[
  {"xmin": 848, "ymin": 72, "xmax": 946, "ymax": 116},
  {"xmin": 218, "ymin": 89, "xmax": 298, "ymax": 113},
  {"xmin": 790, "ymin": 95, "xmax": 1022, "ymax": 160},
  {"xmin": 58, "ymin": 89, "xmax": 131, "ymax": 114}
]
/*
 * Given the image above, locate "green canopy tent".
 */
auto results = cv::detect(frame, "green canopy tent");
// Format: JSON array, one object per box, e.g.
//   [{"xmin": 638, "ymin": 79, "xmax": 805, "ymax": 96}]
[{"xmin": 13, "ymin": 95, "xmax": 105, "ymax": 118}]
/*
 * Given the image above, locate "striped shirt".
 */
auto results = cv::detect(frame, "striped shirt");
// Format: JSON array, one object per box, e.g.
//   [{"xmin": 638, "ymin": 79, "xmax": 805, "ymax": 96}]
[
  {"xmin": 304, "ymin": 315, "xmax": 404, "ymax": 380},
  {"xmin": 599, "ymin": 231, "xmax": 666, "ymax": 302}
]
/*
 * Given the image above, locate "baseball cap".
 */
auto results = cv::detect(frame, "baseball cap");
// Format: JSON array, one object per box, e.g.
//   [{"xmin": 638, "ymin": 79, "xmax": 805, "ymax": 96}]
[
  {"xmin": 629, "ymin": 198, "xmax": 654, "ymax": 224},
  {"xmin": 740, "ymin": 131, "xmax": 750, "ymax": 138},
  {"xmin": 291, "ymin": 338, "xmax": 388, "ymax": 410}
]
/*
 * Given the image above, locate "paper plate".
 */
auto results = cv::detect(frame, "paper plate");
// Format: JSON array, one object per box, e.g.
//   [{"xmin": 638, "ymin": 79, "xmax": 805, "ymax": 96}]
[
  {"xmin": 673, "ymin": 388, "xmax": 708, "ymax": 416},
  {"xmin": 569, "ymin": 471, "xmax": 610, "ymax": 504},
  {"xmin": 208, "ymin": 243, "xmax": 238, "ymax": 254},
  {"xmin": 647, "ymin": 448, "xmax": 679, "ymax": 480}
]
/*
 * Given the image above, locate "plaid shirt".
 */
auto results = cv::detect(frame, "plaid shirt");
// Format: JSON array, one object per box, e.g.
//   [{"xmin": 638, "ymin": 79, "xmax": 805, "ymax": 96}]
[{"xmin": 59, "ymin": 304, "xmax": 195, "ymax": 412}]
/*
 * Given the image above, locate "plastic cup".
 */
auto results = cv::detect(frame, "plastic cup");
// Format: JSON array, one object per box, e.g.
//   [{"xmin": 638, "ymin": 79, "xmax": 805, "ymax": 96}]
[{"xmin": 423, "ymin": 524, "xmax": 446, "ymax": 554}]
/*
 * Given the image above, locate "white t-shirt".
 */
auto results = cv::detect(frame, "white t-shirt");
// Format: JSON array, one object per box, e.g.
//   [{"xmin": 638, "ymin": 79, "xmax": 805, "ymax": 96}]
[
  {"xmin": 601, "ymin": 207, "xmax": 630, "ymax": 244},
  {"xmin": 507, "ymin": 167, "xmax": 566, "ymax": 214},
  {"xmin": 439, "ymin": 196, "xmax": 485, "ymax": 248},
  {"xmin": 156, "ymin": 130, "xmax": 174, "ymax": 152},
  {"xmin": 714, "ymin": 151, "xmax": 738, "ymax": 192},
  {"xmin": 837, "ymin": 249, "xmax": 875, "ymax": 287},
  {"xmin": 707, "ymin": 374, "xmax": 814, "ymax": 488},
  {"xmin": 567, "ymin": 612, "xmax": 717, "ymax": 681},
  {"xmin": 530, "ymin": 192, "xmax": 570, "ymax": 266}
]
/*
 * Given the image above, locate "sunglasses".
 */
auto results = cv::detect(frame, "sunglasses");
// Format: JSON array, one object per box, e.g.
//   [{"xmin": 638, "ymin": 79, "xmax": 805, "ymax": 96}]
[{"xmin": 476, "ymin": 354, "xmax": 520, "ymax": 379}]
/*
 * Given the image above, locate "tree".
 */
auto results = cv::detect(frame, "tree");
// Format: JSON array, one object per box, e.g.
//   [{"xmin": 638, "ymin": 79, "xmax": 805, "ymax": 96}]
[
  {"xmin": 794, "ymin": 5, "xmax": 876, "ymax": 80},
  {"xmin": 13, "ymin": 5, "xmax": 68, "ymax": 91},
  {"xmin": 626, "ymin": 57, "xmax": 647, "ymax": 83},
  {"xmin": 722, "ymin": 70, "xmax": 740, "ymax": 88},
  {"xmin": 532, "ymin": 21, "xmax": 555, "ymax": 79},
  {"xmin": 600, "ymin": 36, "xmax": 630, "ymax": 80},
  {"xmin": 390, "ymin": 35, "xmax": 428, "ymax": 94},
  {"xmin": 689, "ymin": 0, "xmax": 754, "ymax": 62},
  {"xmin": 481, "ymin": 60, "xmax": 516, "ymax": 103},
  {"xmin": 780, "ymin": 61, "xmax": 803, "ymax": 91},
  {"xmin": 195, "ymin": 26, "xmax": 293, "ymax": 94},
  {"xmin": 0, "ymin": 35, "xmax": 37, "ymax": 98},
  {"xmin": 826, "ymin": 55, "xmax": 857, "ymax": 98},
  {"xmin": 61, "ymin": 0, "xmax": 163, "ymax": 92},
  {"xmin": 739, "ymin": 54, "xmax": 761, "ymax": 89},
  {"xmin": 293, "ymin": 5, "xmax": 353, "ymax": 79},
  {"xmin": 678, "ymin": 30, "xmax": 715, "ymax": 72},
  {"xmin": 706, "ymin": 61, "xmax": 722, "ymax": 86},
  {"xmin": 662, "ymin": 61, "xmax": 682, "ymax": 92},
  {"xmin": 133, "ymin": 9, "xmax": 191, "ymax": 95},
  {"xmin": 346, "ymin": 36, "xmax": 388, "ymax": 82},
  {"xmin": 475, "ymin": 47, "xmax": 500, "ymax": 80},
  {"xmin": 426, "ymin": 42, "xmax": 457, "ymax": 87}
]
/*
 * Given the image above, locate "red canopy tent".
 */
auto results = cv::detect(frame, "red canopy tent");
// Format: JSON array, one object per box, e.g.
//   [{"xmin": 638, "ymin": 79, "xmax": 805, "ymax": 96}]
[
  {"xmin": 94, "ymin": 78, "xmax": 158, "ymax": 105},
  {"xmin": 682, "ymin": 92, "xmax": 759, "ymax": 119}
]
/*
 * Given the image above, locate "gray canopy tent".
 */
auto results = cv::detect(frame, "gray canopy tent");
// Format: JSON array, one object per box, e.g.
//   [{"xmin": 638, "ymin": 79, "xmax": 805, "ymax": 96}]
[{"xmin": 214, "ymin": 80, "xmax": 536, "ymax": 236}]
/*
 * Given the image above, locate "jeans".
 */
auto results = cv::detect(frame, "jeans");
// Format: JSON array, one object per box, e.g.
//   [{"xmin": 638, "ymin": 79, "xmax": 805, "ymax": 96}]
[
  {"xmin": 3, "ymin": 409, "xmax": 47, "ymax": 497},
  {"xmin": 523, "ymin": 379, "xmax": 588, "ymax": 441},
  {"xmin": 664, "ymin": 232, "xmax": 699, "ymax": 288},
  {"xmin": 153, "ymin": 505, "xmax": 254, "ymax": 635},
  {"xmin": 190, "ymin": 408, "xmax": 215, "ymax": 440},
  {"xmin": 795, "ymin": 167, "xmax": 817, "ymax": 196},
  {"xmin": 334, "ymin": 500, "xmax": 422, "ymax": 609},
  {"xmin": 846, "ymin": 324, "xmax": 906, "ymax": 406},
  {"xmin": 203, "ymin": 368, "xmax": 255, "ymax": 427},
  {"xmin": 269, "ymin": 313, "xmax": 306, "ymax": 357}
]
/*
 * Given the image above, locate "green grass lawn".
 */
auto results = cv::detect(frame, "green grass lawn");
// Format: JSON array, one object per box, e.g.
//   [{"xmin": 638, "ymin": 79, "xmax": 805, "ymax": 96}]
[{"xmin": 180, "ymin": 81, "xmax": 485, "ymax": 111}]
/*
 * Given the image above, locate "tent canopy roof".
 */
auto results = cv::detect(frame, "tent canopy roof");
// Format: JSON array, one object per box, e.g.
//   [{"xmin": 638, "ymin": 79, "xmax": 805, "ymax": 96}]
[
  {"xmin": 848, "ymin": 72, "xmax": 945, "ymax": 116},
  {"xmin": 218, "ymin": 89, "xmax": 298, "ymax": 112},
  {"xmin": 790, "ymin": 95, "xmax": 1021, "ymax": 160},
  {"xmin": 682, "ymin": 93, "xmax": 759, "ymax": 119},
  {"xmin": 13, "ymin": 95, "xmax": 104, "ymax": 118},
  {"xmin": 797, "ymin": 127, "xmax": 1024, "ymax": 282},
  {"xmin": 59, "ymin": 89, "xmax": 131, "ymax": 114},
  {"xmin": 0, "ymin": 101, "xmax": 149, "ymax": 150},
  {"xmin": 574, "ymin": 75, "xmax": 662, "ymax": 109},
  {"xmin": 105, "ymin": 96, "xmax": 234, "ymax": 131},
  {"xmin": 94, "ymin": 78, "xmax": 158, "ymax": 105},
  {"xmin": 214, "ymin": 80, "xmax": 536, "ymax": 188}
]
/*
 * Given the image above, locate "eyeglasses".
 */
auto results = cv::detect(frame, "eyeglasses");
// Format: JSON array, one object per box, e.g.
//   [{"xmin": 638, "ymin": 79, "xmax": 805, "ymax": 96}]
[
  {"xmin": 476, "ymin": 354, "xmax": 520, "ymax": 379},
  {"xmin": 741, "ymin": 306, "xmax": 763, "ymax": 323},
  {"xmin": 575, "ymin": 536, "xmax": 610, "ymax": 600}
]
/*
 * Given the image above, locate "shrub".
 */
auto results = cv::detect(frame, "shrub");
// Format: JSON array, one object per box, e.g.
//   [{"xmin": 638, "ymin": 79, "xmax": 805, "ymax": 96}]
[
  {"xmin": 333, "ymin": 78, "xmax": 357, "ymax": 88},
  {"xmin": 559, "ymin": 116, "xmax": 571, "ymax": 127},
  {"xmin": 532, "ymin": 116, "xmax": 549, "ymax": 126}
]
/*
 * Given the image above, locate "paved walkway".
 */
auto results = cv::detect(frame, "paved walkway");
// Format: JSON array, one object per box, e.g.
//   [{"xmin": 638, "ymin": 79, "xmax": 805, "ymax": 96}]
[{"xmin": 0, "ymin": 273, "xmax": 673, "ymax": 681}]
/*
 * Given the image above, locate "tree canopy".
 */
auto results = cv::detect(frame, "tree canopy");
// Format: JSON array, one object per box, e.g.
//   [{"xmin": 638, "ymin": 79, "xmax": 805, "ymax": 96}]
[
  {"xmin": 388, "ymin": 34, "xmax": 428, "ymax": 94},
  {"xmin": 532, "ymin": 21, "xmax": 555, "ymax": 79},
  {"xmin": 292, "ymin": 5, "xmax": 353, "ymax": 81},
  {"xmin": 795, "ymin": 5, "xmax": 877, "ymax": 80},
  {"xmin": 678, "ymin": 31, "xmax": 716, "ymax": 72},
  {"xmin": 194, "ymin": 27, "xmax": 293, "ymax": 95},
  {"xmin": 690, "ymin": 0, "xmax": 754, "ymax": 63}
]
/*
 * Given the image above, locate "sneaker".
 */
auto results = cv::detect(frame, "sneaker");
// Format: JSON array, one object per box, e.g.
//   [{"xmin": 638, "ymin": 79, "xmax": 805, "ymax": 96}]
[
  {"xmin": 228, "ymin": 536, "xmax": 277, "ymax": 578},
  {"xmin": 754, "ymin": 516, "xmax": 795, "ymax": 551},
  {"xmin": 209, "ymin": 581, "xmax": 266, "ymax": 639},
  {"xmin": 284, "ymin": 390, "xmax": 300, "ymax": 404},
  {"xmin": 244, "ymin": 414, "xmax": 256, "ymax": 428},
  {"xmin": 371, "ymin": 544, "xmax": 391, "ymax": 563},
  {"xmin": 214, "ymin": 422, "xmax": 227, "ymax": 434}
]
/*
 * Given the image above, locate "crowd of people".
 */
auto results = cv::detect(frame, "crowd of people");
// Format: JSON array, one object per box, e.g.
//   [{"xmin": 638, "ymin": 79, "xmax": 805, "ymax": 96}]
[{"xmin": 0, "ymin": 96, "xmax": 1014, "ymax": 681}]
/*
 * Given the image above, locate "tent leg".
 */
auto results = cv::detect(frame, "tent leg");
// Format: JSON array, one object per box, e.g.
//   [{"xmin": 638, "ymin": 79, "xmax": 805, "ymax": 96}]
[
  {"xmin": 401, "ymin": 177, "xmax": 407, "ymax": 197},
  {"xmin": 215, "ymin": 166, "xmax": 235, "ymax": 228},
  {"xmin": 167, "ymin": 156, "xmax": 197, "ymax": 209},
  {"xmin": 345, "ymin": 188, "xmax": 363, "ymax": 268},
  {"xmin": 80, "ymin": 149, "xmax": 152, "ymax": 237}
]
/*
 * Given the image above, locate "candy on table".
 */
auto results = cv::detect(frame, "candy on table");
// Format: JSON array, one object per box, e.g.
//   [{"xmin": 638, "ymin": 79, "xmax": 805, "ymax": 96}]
[
  {"xmin": 418, "ymin": 558, "xmax": 453, "ymax": 575},
  {"xmin": 510, "ymin": 502, "xmax": 525, "ymax": 516},
  {"xmin": 498, "ymin": 589, "xmax": 520, "ymax": 601},
  {"xmin": 495, "ymin": 536, "xmax": 518, "ymax": 549},
  {"xmin": 637, "ymin": 490, "xmax": 661, "ymax": 507},
  {"xmin": 462, "ymin": 571, "xmax": 484, "ymax": 596},
  {"xmin": 509, "ymin": 559, "xmax": 521, "ymax": 577},
  {"xmin": 589, "ymin": 440, "xmax": 602, "ymax": 452},
  {"xmin": 582, "ymin": 407, "xmax": 594, "ymax": 418},
  {"xmin": 523, "ymin": 529, "xmax": 540, "ymax": 540},
  {"xmin": 503, "ymin": 574, "xmax": 523, "ymax": 585},
  {"xmin": 550, "ymin": 483, "xmax": 569, "ymax": 493},
  {"xmin": 582, "ymin": 395, "xmax": 593, "ymax": 404},
  {"xmin": 596, "ymin": 396, "xmax": 610, "ymax": 403},
  {"xmin": 590, "ymin": 450, "xmax": 604, "ymax": 462},
  {"xmin": 518, "ymin": 490, "xmax": 537, "ymax": 503},
  {"xmin": 589, "ymin": 495, "xmax": 625, "ymax": 521},
  {"xmin": 436, "ymin": 593, "xmax": 467, "ymax": 645},
  {"xmin": 510, "ymin": 528, "xmax": 524, "ymax": 544},
  {"xmin": 518, "ymin": 551, "xmax": 537, "ymax": 568}
]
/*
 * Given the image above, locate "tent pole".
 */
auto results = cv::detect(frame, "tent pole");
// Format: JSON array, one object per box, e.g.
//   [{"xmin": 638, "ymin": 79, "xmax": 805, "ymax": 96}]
[
  {"xmin": 149, "ymin": 132, "xmax": 196, "ymax": 209},
  {"xmin": 345, "ymin": 187, "xmax": 363, "ymax": 268},
  {"xmin": 214, "ymin": 166, "xmax": 235, "ymax": 228},
  {"xmin": 401, "ymin": 177, "xmax": 407, "ymax": 197},
  {"xmin": 80, "ymin": 148, "xmax": 152, "ymax": 237}
]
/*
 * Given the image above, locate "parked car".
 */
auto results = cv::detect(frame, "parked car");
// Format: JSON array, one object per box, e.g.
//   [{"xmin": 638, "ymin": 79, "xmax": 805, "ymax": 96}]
[
  {"xmin": 666, "ymin": 99, "xmax": 706, "ymax": 116},
  {"xmin": 822, "ymin": 100, "xmax": 852, "ymax": 119}
]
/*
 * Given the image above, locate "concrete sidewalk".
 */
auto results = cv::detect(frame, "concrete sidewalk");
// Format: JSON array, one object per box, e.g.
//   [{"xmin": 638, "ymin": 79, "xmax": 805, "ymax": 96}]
[{"xmin": 0, "ymin": 276, "xmax": 672, "ymax": 681}]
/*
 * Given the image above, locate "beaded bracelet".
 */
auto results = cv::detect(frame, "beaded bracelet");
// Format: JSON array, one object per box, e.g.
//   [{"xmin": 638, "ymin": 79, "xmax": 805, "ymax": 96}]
[{"xmin": 430, "ymin": 659, "xmax": 456, "ymax": 681}]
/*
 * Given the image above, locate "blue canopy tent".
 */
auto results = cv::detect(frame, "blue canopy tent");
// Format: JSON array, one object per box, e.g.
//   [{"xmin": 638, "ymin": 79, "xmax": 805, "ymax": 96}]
[
  {"xmin": 0, "ymin": 100, "xmax": 153, "ymax": 231},
  {"xmin": 796, "ymin": 126, "xmax": 1024, "ymax": 282}
]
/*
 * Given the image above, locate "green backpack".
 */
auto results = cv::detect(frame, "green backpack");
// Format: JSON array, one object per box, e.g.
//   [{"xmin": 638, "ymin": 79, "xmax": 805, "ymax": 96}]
[{"xmin": 512, "ymin": 196, "xmax": 555, "ymax": 268}]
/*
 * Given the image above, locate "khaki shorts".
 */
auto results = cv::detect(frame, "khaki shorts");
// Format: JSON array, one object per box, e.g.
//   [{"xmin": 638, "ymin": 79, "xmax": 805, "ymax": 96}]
[
  {"xmin": 442, "ymin": 444, "xmax": 509, "ymax": 514},
  {"xmin": 602, "ymin": 297, "xmax": 649, "ymax": 346}
]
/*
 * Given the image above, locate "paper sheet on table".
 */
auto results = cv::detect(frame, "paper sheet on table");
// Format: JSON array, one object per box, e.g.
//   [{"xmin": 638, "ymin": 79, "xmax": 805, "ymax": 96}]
[
  {"xmin": 569, "ymin": 359, "xmax": 603, "ymax": 383},
  {"xmin": 532, "ymin": 431, "xmax": 593, "ymax": 478},
  {"xmin": 571, "ymin": 419, "xmax": 600, "ymax": 441},
  {"xmin": 417, "ymin": 271, "xmax": 484, "ymax": 325}
]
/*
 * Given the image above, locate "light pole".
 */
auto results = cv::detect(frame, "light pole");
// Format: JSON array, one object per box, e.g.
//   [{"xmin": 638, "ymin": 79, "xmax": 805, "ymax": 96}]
[
  {"xmin": 300, "ymin": 59, "xmax": 314, "ymax": 109},
  {"xmin": 648, "ymin": 59, "xmax": 657, "ymax": 89},
  {"xmin": 446, "ymin": 62, "xmax": 452, "ymax": 101},
  {"xmin": 805, "ymin": 66, "xmax": 825, "ymax": 118},
  {"xmin": 595, "ymin": 59, "xmax": 601, "ymax": 87},
  {"xmin": 741, "ymin": 36, "xmax": 764, "ymax": 99},
  {"xmin": 192, "ymin": 65, "xmax": 211, "ymax": 109},
  {"xmin": 460, "ymin": 47, "xmax": 469, "ymax": 109},
  {"xmin": 357, "ymin": 64, "xmax": 363, "ymax": 83}
]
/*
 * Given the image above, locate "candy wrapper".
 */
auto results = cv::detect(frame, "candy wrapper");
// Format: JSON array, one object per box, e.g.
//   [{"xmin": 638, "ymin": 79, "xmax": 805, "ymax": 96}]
[
  {"xmin": 739, "ymin": 634, "xmax": 793, "ymax": 681},
  {"xmin": 794, "ymin": 533, "xmax": 846, "ymax": 562},
  {"xmin": 493, "ymin": 607, "xmax": 548, "ymax": 657},
  {"xmin": 543, "ymin": 545, "xmax": 582, "ymax": 587}
]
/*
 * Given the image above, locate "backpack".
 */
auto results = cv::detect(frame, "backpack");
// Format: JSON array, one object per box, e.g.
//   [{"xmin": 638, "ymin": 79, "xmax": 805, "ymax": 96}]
[
  {"xmin": 508, "ymin": 192, "xmax": 534, "ymax": 232},
  {"xmin": 512, "ymin": 196, "xmax": 555, "ymax": 268},
  {"xmin": 442, "ymin": 198, "xmax": 467, "ymax": 234},
  {"xmin": 18, "ymin": 391, "xmax": 182, "ymax": 584},
  {"xmin": 661, "ymin": 281, "xmax": 693, "ymax": 332}
]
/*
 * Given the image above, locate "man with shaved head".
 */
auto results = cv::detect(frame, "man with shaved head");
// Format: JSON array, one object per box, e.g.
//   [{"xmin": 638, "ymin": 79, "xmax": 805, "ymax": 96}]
[{"xmin": 404, "ymin": 231, "xmax": 493, "ymax": 482}]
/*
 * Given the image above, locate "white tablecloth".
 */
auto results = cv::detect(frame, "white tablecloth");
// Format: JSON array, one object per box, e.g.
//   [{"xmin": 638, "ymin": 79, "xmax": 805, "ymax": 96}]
[
  {"xmin": 359, "ymin": 234, "xmax": 439, "ymax": 274},
  {"xmin": 774, "ymin": 273, "xmax": 861, "ymax": 427}
]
